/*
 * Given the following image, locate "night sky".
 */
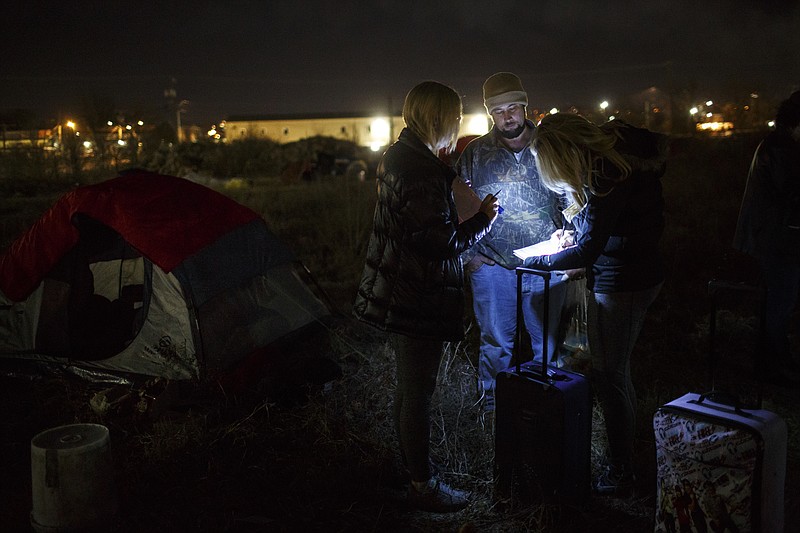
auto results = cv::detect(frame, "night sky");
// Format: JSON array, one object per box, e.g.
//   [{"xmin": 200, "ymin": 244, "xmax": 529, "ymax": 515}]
[{"xmin": 3, "ymin": 1, "xmax": 799, "ymax": 127}]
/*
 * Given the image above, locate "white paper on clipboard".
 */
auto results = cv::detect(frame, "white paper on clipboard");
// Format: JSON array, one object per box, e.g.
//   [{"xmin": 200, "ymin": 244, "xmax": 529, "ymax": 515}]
[{"xmin": 512, "ymin": 239, "xmax": 560, "ymax": 260}]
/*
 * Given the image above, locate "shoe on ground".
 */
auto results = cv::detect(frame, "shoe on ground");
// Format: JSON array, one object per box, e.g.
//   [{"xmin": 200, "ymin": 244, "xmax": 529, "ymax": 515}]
[
  {"xmin": 408, "ymin": 477, "xmax": 470, "ymax": 513},
  {"xmin": 394, "ymin": 458, "xmax": 443, "ymax": 485},
  {"xmin": 594, "ymin": 464, "xmax": 636, "ymax": 496}
]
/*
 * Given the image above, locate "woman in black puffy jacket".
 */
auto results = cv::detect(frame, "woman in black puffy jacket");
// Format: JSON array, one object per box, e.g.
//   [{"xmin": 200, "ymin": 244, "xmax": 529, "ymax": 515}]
[{"xmin": 353, "ymin": 80, "xmax": 498, "ymax": 513}]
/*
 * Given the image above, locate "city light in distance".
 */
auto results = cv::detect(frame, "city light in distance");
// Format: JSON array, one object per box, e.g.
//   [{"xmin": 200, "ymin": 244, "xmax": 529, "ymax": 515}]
[{"xmin": 463, "ymin": 114, "xmax": 490, "ymax": 136}]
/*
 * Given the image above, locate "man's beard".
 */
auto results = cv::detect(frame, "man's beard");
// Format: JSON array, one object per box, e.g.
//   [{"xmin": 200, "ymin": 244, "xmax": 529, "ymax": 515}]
[{"xmin": 498, "ymin": 123, "xmax": 525, "ymax": 139}]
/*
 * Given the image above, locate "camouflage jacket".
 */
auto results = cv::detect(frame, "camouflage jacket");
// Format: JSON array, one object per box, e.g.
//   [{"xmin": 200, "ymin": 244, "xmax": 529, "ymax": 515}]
[{"xmin": 455, "ymin": 124, "xmax": 563, "ymax": 269}]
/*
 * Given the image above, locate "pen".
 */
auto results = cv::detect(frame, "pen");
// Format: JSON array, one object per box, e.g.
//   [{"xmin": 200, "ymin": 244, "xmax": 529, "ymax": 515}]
[{"xmin": 493, "ymin": 190, "xmax": 504, "ymax": 214}]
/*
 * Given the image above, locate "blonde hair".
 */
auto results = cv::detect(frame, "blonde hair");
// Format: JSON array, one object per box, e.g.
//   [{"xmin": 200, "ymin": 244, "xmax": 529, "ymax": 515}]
[
  {"xmin": 532, "ymin": 113, "xmax": 631, "ymax": 219},
  {"xmin": 402, "ymin": 81, "xmax": 463, "ymax": 153}
]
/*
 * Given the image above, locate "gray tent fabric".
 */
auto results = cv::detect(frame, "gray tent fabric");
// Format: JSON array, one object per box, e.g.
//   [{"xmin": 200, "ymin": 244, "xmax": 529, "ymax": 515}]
[{"xmin": 0, "ymin": 172, "xmax": 332, "ymax": 385}]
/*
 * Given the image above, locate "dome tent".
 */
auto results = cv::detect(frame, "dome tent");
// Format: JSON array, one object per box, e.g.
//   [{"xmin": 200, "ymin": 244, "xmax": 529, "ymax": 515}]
[{"xmin": 0, "ymin": 170, "xmax": 334, "ymax": 387}]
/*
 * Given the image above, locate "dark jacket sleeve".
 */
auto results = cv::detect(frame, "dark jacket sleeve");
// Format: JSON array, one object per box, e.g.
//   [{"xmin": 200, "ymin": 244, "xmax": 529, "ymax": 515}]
[
  {"xmin": 734, "ymin": 134, "xmax": 800, "ymax": 257},
  {"xmin": 400, "ymin": 169, "xmax": 491, "ymax": 261},
  {"xmin": 524, "ymin": 185, "xmax": 627, "ymax": 271}
]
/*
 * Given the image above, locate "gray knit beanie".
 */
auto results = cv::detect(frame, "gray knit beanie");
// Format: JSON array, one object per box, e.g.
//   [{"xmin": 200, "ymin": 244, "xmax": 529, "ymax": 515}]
[{"xmin": 483, "ymin": 72, "xmax": 528, "ymax": 114}]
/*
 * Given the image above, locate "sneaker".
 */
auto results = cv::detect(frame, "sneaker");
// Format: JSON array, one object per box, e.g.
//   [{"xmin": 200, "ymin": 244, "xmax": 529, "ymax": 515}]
[
  {"xmin": 408, "ymin": 477, "xmax": 470, "ymax": 513},
  {"xmin": 394, "ymin": 459, "xmax": 442, "ymax": 485},
  {"xmin": 594, "ymin": 464, "xmax": 636, "ymax": 496}
]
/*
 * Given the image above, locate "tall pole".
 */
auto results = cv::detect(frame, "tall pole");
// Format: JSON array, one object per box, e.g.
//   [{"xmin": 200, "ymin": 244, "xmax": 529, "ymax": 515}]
[
  {"xmin": 176, "ymin": 99, "xmax": 189, "ymax": 143},
  {"xmin": 388, "ymin": 95, "xmax": 394, "ymax": 142},
  {"xmin": 176, "ymin": 108, "xmax": 183, "ymax": 143}
]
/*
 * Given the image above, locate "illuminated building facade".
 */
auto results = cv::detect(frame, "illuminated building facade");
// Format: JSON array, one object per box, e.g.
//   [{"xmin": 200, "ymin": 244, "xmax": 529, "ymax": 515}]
[{"xmin": 222, "ymin": 112, "xmax": 490, "ymax": 151}]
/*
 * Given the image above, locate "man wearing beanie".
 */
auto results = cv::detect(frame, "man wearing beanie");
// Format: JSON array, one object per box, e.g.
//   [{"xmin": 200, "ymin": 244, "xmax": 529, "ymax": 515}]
[
  {"xmin": 456, "ymin": 72, "xmax": 569, "ymax": 416},
  {"xmin": 734, "ymin": 90, "xmax": 800, "ymax": 386}
]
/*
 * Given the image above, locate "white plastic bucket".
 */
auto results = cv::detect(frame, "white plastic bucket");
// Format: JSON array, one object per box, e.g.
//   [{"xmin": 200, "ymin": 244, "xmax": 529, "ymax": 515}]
[{"xmin": 30, "ymin": 423, "xmax": 118, "ymax": 532}]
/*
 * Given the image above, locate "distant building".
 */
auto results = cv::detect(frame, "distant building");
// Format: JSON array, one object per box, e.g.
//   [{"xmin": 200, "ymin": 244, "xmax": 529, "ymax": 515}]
[
  {"xmin": 0, "ymin": 126, "xmax": 51, "ymax": 150},
  {"xmin": 221, "ymin": 112, "xmax": 490, "ymax": 151},
  {"xmin": 695, "ymin": 113, "xmax": 734, "ymax": 136}
]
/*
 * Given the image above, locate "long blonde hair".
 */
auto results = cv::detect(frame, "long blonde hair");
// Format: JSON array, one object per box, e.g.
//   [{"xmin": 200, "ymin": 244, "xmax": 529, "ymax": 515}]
[
  {"xmin": 532, "ymin": 113, "xmax": 630, "ymax": 219},
  {"xmin": 402, "ymin": 81, "xmax": 463, "ymax": 153}
]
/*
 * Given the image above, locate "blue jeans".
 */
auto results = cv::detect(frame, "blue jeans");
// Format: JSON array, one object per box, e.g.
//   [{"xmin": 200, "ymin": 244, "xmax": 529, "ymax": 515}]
[
  {"xmin": 588, "ymin": 283, "xmax": 662, "ymax": 468},
  {"xmin": 470, "ymin": 263, "xmax": 567, "ymax": 399}
]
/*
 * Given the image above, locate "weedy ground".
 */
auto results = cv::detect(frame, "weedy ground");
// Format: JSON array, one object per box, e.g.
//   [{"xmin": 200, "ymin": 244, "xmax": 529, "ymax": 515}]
[{"xmin": 1, "ymin": 132, "xmax": 799, "ymax": 532}]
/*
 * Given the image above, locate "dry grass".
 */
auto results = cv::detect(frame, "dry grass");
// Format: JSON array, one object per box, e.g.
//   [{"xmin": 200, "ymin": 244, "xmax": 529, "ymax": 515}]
[
  {"xmin": 0, "ymin": 310, "xmax": 655, "ymax": 532},
  {"xmin": 2, "ymin": 134, "xmax": 800, "ymax": 531}
]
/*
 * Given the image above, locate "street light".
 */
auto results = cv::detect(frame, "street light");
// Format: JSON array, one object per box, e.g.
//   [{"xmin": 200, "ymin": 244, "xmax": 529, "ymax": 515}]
[
  {"xmin": 600, "ymin": 101, "xmax": 609, "ymax": 121},
  {"xmin": 56, "ymin": 120, "xmax": 76, "ymax": 149},
  {"xmin": 369, "ymin": 117, "xmax": 391, "ymax": 150}
]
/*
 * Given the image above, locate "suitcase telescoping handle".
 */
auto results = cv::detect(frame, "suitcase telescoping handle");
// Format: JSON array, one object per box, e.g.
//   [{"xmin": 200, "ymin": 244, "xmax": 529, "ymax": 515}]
[
  {"xmin": 515, "ymin": 267, "xmax": 551, "ymax": 380},
  {"xmin": 707, "ymin": 279, "xmax": 765, "ymax": 409}
]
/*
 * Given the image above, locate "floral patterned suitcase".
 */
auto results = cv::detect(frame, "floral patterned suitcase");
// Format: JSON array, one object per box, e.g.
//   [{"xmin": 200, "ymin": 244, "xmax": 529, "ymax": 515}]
[{"xmin": 653, "ymin": 392, "xmax": 786, "ymax": 533}]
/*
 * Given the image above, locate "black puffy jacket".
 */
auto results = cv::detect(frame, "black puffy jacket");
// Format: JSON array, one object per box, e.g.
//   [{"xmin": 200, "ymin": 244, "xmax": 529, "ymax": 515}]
[{"xmin": 353, "ymin": 128, "xmax": 492, "ymax": 341}]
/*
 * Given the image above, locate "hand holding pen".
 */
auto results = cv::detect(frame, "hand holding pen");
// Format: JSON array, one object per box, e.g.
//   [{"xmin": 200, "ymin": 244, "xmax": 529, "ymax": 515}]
[
  {"xmin": 493, "ymin": 190, "xmax": 504, "ymax": 214},
  {"xmin": 479, "ymin": 190, "xmax": 502, "ymax": 223}
]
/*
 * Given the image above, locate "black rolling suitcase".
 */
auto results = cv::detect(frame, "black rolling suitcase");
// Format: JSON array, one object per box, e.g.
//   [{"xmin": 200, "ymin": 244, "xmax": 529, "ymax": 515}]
[
  {"xmin": 494, "ymin": 267, "xmax": 592, "ymax": 507},
  {"xmin": 653, "ymin": 280, "xmax": 787, "ymax": 533}
]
